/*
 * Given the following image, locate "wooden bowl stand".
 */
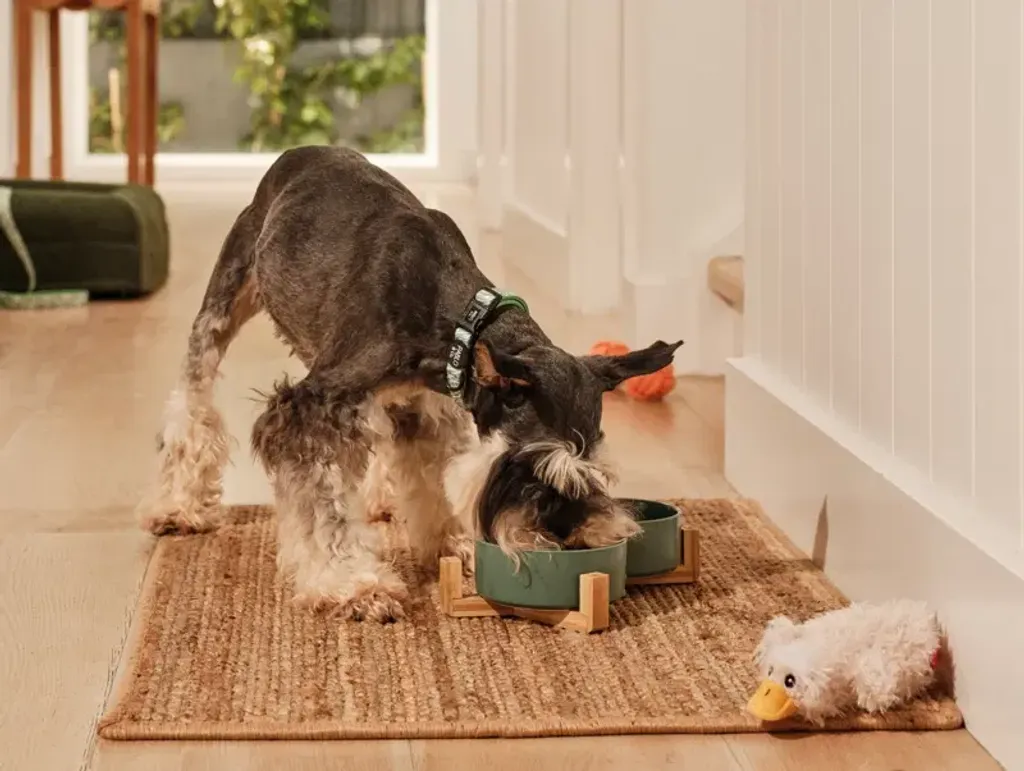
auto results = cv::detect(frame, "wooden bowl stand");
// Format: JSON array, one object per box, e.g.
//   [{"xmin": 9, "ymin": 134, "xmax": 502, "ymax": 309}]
[
  {"xmin": 439, "ymin": 527, "xmax": 700, "ymax": 634},
  {"xmin": 627, "ymin": 527, "xmax": 701, "ymax": 586}
]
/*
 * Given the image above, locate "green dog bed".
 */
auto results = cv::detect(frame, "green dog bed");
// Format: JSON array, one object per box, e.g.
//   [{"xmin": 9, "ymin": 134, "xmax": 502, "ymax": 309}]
[{"xmin": 0, "ymin": 179, "xmax": 169, "ymax": 298}]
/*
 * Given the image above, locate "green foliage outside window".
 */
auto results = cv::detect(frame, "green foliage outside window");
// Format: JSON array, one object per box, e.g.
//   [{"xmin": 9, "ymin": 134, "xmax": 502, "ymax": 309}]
[
  {"xmin": 89, "ymin": 88, "xmax": 186, "ymax": 153},
  {"xmin": 88, "ymin": 0, "xmax": 425, "ymax": 153}
]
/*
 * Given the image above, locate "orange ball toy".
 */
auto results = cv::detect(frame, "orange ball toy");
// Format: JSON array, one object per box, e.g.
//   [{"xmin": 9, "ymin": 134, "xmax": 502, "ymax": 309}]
[
  {"xmin": 588, "ymin": 340, "xmax": 631, "ymax": 357},
  {"xmin": 587, "ymin": 340, "xmax": 676, "ymax": 401},
  {"xmin": 623, "ymin": 366, "xmax": 676, "ymax": 401}
]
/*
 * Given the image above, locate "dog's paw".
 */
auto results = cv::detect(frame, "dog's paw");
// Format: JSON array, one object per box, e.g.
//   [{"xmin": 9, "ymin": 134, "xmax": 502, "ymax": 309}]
[
  {"xmin": 444, "ymin": 534, "xmax": 475, "ymax": 576},
  {"xmin": 418, "ymin": 534, "xmax": 475, "ymax": 576},
  {"xmin": 138, "ymin": 503, "xmax": 218, "ymax": 536},
  {"xmin": 343, "ymin": 585, "xmax": 408, "ymax": 623},
  {"xmin": 293, "ymin": 592, "xmax": 342, "ymax": 614},
  {"xmin": 293, "ymin": 570, "xmax": 409, "ymax": 622}
]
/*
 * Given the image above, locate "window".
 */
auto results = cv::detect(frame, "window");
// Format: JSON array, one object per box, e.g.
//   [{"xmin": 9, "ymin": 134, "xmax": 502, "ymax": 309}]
[
  {"xmin": 87, "ymin": 0, "xmax": 426, "ymax": 155},
  {"xmin": 56, "ymin": 0, "xmax": 478, "ymax": 184}
]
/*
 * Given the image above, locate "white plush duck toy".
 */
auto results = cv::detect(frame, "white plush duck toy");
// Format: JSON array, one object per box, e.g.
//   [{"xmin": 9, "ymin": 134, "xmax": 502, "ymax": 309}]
[{"xmin": 747, "ymin": 600, "xmax": 943, "ymax": 725}]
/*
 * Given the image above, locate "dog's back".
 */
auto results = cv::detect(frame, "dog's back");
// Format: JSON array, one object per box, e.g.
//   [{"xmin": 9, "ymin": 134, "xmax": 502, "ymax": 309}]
[{"xmin": 246, "ymin": 147, "xmax": 481, "ymax": 373}]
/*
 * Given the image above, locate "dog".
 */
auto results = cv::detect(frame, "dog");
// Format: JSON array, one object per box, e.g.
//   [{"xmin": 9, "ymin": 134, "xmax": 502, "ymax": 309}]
[{"xmin": 139, "ymin": 146, "xmax": 682, "ymax": 622}]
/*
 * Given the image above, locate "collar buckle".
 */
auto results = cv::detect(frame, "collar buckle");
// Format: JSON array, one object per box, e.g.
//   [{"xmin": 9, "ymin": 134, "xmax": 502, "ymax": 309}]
[{"xmin": 446, "ymin": 288, "xmax": 528, "ymax": 404}]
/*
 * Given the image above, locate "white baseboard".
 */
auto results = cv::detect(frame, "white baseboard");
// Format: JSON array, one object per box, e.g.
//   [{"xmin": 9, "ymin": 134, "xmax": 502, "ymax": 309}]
[{"xmin": 725, "ymin": 358, "xmax": 1024, "ymax": 770}]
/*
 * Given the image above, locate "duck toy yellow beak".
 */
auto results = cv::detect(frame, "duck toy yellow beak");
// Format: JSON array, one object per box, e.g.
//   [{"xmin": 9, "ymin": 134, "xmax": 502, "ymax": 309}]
[{"xmin": 747, "ymin": 679, "xmax": 800, "ymax": 722}]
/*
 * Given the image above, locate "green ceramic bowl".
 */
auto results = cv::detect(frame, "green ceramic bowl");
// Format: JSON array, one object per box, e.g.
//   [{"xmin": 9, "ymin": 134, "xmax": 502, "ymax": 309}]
[
  {"xmin": 474, "ymin": 539, "xmax": 628, "ymax": 609},
  {"xmin": 623, "ymin": 499, "xmax": 681, "ymax": 577}
]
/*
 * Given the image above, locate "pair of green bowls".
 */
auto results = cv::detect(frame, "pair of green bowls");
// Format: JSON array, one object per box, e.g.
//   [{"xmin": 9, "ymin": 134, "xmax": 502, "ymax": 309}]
[{"xmin": 474, "ymin": 499, "xmax": 681, "ymax": 609}]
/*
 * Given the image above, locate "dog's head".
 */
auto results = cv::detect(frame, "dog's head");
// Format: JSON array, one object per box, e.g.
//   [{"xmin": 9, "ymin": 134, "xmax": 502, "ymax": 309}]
[{"xmin": 444, "ymin": 339, "xmax": 683, "ymax": 557}]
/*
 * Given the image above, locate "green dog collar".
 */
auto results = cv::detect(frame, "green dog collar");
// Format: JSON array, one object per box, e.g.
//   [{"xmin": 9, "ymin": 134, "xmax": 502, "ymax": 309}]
[{"xmin": 446, "ymin": 287, "xmax": 529, "ymax": 402}]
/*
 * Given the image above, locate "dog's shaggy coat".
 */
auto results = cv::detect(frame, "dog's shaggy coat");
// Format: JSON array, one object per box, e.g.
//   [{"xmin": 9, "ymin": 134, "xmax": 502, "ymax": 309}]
[{"xmin": 140, "ymin": 147, "xmax": 680, "ymax": 621}]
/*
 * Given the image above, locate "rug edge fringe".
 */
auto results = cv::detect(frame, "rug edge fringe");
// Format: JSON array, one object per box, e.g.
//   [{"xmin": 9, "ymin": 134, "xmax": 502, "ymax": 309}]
[{"xmin": 96, "ymin": 709, "xmax": 965, "ymax": 741}]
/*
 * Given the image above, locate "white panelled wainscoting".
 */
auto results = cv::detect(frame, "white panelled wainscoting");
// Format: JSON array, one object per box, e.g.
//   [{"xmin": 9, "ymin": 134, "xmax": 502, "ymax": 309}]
[
  {"xmin": 728, "ymin": 1, "xmax": 1024, "ymax": 766},
  {"xmin": 476, "ymin": 0, "xmax": 746, "ymax": 371}
]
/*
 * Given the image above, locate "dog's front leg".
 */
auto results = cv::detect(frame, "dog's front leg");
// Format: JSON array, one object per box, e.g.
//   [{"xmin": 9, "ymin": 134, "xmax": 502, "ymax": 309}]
[
  {"xmin": 383, "ymin": 397, "xmax": 477, "ymax": 575},
  {"xmin": 252, "ymin": 379, "xmax": 408, "ymax": 622},
  {"xmin": 394, "ymin": 441, "xmax": 475, "ymax": 576},
  {"xmin": 273, "ymin": 464, "xmax": 407, "ymax": 621}
]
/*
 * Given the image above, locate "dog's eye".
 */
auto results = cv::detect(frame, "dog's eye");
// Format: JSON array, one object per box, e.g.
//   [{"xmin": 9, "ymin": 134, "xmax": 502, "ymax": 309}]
[
  {"xmin": 783, "ymin": 674, "xmax": 796, "ymax": 689},
  {"xmin": 503, "ymin": 387, "xmax": 527, "ymax": 409}
]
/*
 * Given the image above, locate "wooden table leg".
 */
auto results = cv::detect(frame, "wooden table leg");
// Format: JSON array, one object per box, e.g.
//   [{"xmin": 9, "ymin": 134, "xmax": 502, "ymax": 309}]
[
  {"xmin": 143, "ymin": 11, "xmax": 158, "ymax": 186},
  {"xmin": 15, "ymin": 0, "xmax": 34, "ymax": 179},
  {"xmin": 125, "ymin": 0, "xmax": 143, "ymax": 184},
  {"xmin": 48, "ymin": 9, "xmax": 63, "ymax": 180}
]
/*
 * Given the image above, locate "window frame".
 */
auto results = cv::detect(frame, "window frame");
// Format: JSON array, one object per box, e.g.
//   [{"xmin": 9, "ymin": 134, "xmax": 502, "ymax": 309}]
[{"xmin": 52, "ymin": 0, "xmax": 477, "ymax": 186}]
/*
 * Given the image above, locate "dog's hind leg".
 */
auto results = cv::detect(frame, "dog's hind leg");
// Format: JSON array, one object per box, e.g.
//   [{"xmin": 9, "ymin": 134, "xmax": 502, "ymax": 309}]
[
  {"xmin": 252, "ymin": 378, "xmax": 408, "ymax": 622},
  {"xmin": 139, "ymin": 204, "xmax": 263, "ymax": 535}
]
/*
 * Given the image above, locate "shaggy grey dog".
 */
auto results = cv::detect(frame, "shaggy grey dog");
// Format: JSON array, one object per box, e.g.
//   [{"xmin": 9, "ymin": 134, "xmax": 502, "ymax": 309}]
[{"xmin": 140, "ymin": 146, "xmax": 681, "ymax": 622}]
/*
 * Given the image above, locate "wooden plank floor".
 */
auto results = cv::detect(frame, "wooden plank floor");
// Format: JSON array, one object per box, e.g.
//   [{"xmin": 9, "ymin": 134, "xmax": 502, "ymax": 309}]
[{"xmin": 0, "ymin": 190, "xmax": 997, "ymax": 771}]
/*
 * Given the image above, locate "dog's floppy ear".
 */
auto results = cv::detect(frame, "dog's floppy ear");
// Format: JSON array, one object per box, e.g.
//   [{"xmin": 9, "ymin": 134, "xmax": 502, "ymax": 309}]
[
  {"xmin": 582, "ymin": 339, "xmax": 683, "ymax": 391},
  {"xmin": 473, "ymin": 341, "xmax": 532, "ymax": 390}
]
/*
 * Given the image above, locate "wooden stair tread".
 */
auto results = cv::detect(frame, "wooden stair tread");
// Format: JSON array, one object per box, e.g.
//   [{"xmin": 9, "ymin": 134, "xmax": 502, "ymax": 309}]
[{"xmin": 708, "ymin": 255, "xmax": 744, "ymax": 311}]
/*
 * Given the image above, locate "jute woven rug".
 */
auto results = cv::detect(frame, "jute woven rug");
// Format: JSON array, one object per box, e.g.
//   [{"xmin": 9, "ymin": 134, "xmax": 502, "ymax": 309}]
[{"xmin": 99, "ymin": 499, "xmax": 961, "ymax": 740}]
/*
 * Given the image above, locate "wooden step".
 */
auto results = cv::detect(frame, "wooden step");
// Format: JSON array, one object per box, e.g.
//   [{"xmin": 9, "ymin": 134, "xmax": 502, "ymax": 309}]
[{"xmin": 707, "ymin": 255, "xmax": 744, "ymax": 311}]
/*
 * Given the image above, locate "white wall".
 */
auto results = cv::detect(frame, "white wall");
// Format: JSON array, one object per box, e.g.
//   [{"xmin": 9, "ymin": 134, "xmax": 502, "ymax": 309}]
[
  {"xmin": 745, "ymin": 0, "xmax": 1024, "ymax": 574},
  {"xmin": 623, "ymin": 0, "xmax": 745, "ymax": 372},
  {"xmin": 734, "ymin": 1, "xmax": 1024, "ymax": 764},
  {"xmin": 507, "ymin": 0, "xmax": 570, "ymax": 237},
  {"xmin": 480, "ymin": 0, "xmax": 746, "ymax": 370}
]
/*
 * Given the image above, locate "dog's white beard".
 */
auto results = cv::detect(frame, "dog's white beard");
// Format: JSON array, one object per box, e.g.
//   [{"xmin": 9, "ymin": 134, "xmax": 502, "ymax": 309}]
[{"xmin": 523, "ymin": 439, "xmax": 616, "ymax": 498}]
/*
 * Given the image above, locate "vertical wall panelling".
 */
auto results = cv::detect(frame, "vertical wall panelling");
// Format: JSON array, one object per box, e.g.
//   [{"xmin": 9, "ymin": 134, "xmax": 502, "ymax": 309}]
[
  {"xmin": 619, "ymin": 0, "xmax": 643, "ymax": 289},
  {"xmin": 973, "ymin": 0, "xmax": 1023, "ymax": 545},
  {"xmin": 802, "ymin": 0, "xmax": 832, "ymax": 402},
  {"xmin": 495, "ymin": 0, "xmax": 745, "ymax": 367},
  {"xmin": 759, "ymin": 0, "xmax": 782, "ymax": 369},
  {"xmin": 622, "ymin": 0, "xmax": 744, "ymax": 288},
  {"xmin": 477, "ymin": 0, "xmax": 507, "ymax": 230},
  {"xmin": 619, "ymin": 0, "xmax": 745, "ymax": 367},
  {"xmin": 930, "ymin": 0, "xmax": 974, "ymax": 501},
  {"xmin": 510, "ymin": 0, "xmax": 570, "ymax": 234},
  {"xmin": 892, "ymin": 0, "xmax": 933, "ymax": 476},
  {"xmin": 502, "ymin": 0, "xmax": 518, "ymax": 205},
  {"xmin": 779, "ymin": 0, "xmax": 805, "ymax": 386},
  {"xmin": 566, "ymin": 0, "xmax": 623, "ymax": 314},
  {"xmin": 744, "ymin": 0, "xmax": 763, "ymax": 359},
  {"xmin": 859, "ymin": 0, "xmax": 895, "ymax": 452},
  {"xmin": 433, "ymin": 0, "xmax": 480, "ymax": 186},
  {"xmin": 829, "ymin": 0, "xmax": 862, "ymax": 426}
]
